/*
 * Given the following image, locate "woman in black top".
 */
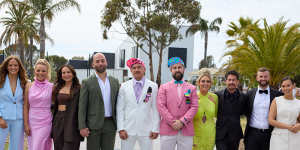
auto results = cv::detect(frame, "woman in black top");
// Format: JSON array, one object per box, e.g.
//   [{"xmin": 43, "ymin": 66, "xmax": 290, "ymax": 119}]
[{"xmin": 52, "ymin": 64, "xmax": 83, "ymax": 150}]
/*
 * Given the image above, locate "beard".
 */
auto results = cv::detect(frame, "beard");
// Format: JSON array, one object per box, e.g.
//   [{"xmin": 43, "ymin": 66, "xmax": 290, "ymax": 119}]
[
  {"xmin": 172, "ymin": 72, "xmax": 184, "ymax": 81},
  {"xmin": 95, "ymin": 66, "xmax": 107, "ymax": 73},
  {"xmin": 258, "ymin": 80, "xmax": 269, "ymax": 87}
]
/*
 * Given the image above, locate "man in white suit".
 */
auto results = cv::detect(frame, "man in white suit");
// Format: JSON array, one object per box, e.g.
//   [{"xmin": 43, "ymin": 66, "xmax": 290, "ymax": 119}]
[{"xmin": 117, "ymin": 58, "xmax": 160, "ymax": 150}]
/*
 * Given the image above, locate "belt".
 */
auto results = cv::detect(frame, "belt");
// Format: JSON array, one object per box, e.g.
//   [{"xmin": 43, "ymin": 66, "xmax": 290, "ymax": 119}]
[
  {"xmin": 249, "ymin": 126, "xmax": 271, "ymax": 133},
  {"xmin": 58, "ymin": 105, "xmax": 67, "ymax": 111},
  {"xmin": 105, "ymin": 117, "xmax": 113, "ymax": 120}
]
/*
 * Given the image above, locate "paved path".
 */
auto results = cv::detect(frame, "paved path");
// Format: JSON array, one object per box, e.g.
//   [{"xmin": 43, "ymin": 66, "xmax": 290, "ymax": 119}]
[{"xmin": 79, "ymin": 135, "xmax": 160, "ymax": 150}]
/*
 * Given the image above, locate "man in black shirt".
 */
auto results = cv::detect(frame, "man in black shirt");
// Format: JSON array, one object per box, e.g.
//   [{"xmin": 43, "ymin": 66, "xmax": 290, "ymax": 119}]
[{"xmin": 215, "ymin": 70, "xmax": 247, "ymax": 150}]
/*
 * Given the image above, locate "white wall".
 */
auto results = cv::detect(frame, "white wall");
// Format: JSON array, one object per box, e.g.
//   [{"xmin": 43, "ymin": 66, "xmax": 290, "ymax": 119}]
[
  {"xmin": 115, "ymin": 26, "xmax": 195, "ymax": 84},
  {"xmin": 75, "ymin": 68, "xmax": 125, "ymax": 83}
]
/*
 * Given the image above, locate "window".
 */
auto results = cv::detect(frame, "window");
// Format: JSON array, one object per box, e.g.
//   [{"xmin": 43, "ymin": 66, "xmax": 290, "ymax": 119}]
[
  {"xmin": 119, "ymin": 49, "xmax": 125, "ymax": 68},
  {"xmin": 168, "ymin": 47, "xmax": 187, "ymax": 67},
  {"xmin": 131, "ymin": 46, "xmax": 138, "ymax": 58}
]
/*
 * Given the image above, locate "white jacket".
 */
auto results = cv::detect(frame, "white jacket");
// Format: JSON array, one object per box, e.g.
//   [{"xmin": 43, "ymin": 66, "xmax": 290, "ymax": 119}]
[{"xmin": 117, "ymin": 78, "xmax": 160, "ymax": 136}]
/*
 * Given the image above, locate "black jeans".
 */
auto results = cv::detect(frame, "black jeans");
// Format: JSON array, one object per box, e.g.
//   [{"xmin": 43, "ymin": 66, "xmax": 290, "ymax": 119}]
[{"xmin": 216, "ymin": 134, "xmax": 240, "ymax": 150}]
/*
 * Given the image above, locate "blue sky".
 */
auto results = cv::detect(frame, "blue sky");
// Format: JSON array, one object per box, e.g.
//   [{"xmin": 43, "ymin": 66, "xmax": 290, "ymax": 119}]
[{"xmin": 0, "ymin": 0, "xmax": 299, "ymax": 68}]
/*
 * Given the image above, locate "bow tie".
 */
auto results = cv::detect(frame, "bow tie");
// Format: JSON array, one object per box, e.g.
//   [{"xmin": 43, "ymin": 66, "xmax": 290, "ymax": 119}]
[
  {"xmin": 259, "ymin": 90, "xmax": 268, "ymax": 94},
  {"xmin": 174, "ymin": 80, "xmax": 183, "ymax": 84}
]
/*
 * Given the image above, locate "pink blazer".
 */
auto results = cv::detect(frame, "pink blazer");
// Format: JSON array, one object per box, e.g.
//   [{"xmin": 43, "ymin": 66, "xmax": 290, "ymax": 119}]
[{"xmin": 157, "ymin": 80, "xmax": 198, "ymax": 136}]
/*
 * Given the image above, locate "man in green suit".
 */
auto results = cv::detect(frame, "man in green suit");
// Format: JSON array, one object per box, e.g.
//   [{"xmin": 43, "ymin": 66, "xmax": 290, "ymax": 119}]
[{"xmin": 78, "ymin": 52, "xmax": 120, "ymax": 150}]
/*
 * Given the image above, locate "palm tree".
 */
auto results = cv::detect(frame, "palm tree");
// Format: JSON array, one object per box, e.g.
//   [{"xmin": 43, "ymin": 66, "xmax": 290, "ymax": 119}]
[
  {"xmin": 186, "ymin": 17, "xmax": 222, "ymax": 67},
  {"xmin": 223, "ymin": 19, "xmax": 300, "ymax": 87},
  {"xmin": 0, "ymin": 0, "xmax": 38, "ymax": 64},
  {"xmin": 25, "ymin": 0, "xmax": 80, "ymax": 58},
  {"xmin": 199, "ymin": 55, "xmax": 216, "ymax": 69},
  {"xmin": 226, "ymin": 17, "xmax": 259, "ymax": 47}
]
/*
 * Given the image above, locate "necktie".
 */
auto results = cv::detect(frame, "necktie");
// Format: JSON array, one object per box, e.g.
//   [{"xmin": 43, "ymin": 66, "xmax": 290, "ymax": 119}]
[
  {"xmin": 259, "ymin": 90, "xmax": 268, "ymax": 94},
  {"xmin": 135, "ymin": 82, "xmax": 143, "ymax": 102}
]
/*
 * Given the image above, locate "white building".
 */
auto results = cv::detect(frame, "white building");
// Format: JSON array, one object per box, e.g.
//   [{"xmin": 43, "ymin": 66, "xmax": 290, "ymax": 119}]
[
  {"xmin": 69, "ymin": 57, "xmax": 125, "ymax": 83},
  {"xmin": 115, "ymin": 26, "xmax": 195, "ymax": 84},
  {"xmin": 70, "ymin": 27, "xmax": 195, "ymax": 84}
]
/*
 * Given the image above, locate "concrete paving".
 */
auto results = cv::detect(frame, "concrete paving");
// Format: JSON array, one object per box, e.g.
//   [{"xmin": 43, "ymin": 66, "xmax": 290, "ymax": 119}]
[{"xmin": 79, "ymin": 135, "xmax": 160, "ymax": 150}]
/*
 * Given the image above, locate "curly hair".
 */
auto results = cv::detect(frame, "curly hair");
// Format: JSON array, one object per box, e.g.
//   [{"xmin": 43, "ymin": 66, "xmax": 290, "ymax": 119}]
[
  {"xmin": 52, "ymin": 65, "xmax": 80, "ymax": 100},
  {"xmin": 0, "ymin": 56, "xmax": 28, "ymax": 90},
  {"xmin": 34, "ymin": 59, "xmax": 51, "ymax": 81}
]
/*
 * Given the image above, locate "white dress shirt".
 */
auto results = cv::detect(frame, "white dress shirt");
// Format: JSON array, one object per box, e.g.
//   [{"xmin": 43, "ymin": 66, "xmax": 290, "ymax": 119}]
[
  {"xmin": 96, "ymin": 73, "xmax": 112, "ymax": 117},
  {"xmin": 250, "ymin": 86, "xmax": 270, "ymax": 129}
]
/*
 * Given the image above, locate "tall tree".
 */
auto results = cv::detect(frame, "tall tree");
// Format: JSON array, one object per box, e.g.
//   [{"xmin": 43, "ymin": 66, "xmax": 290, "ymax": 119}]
[
  {"xmin": 46, "ymin": 55, "xmax": 67, "ymax": 71},
  {"xmin": 186, "ymin": 17, "xmax": 222, "ymax": 67},
  {"xmin": 0, "ymin": 0, "xmax": 38, "ymax": 64},
  {"xmin": 101, "ymin": 0, "xmax": 201, "ymax": 86},
  {"xmin": 25, "ymin": 0, "xmax": 80, "ymax": 58},
  {"xmin": 226, "ymin": 17, "xmax": 259, "ymax": 47},
  {"xmin": 223, "ymin": 19, "xmax": 300, "ymax": 87},
  {"xmin": 199, "ymin": 55, "xmax": 216, "ymax": 69}
]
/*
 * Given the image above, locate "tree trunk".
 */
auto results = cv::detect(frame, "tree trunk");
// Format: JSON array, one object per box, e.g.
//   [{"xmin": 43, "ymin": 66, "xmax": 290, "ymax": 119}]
[
  {"xmin": 204, "ymin": 31, "xmax": 208, "ymax": 67},
  {"xmin": 156, "ymin": 45, "xmax": 163, "ymax": 87},
  {"xmin": 17, "ymin": 36, "xmax": 25, "ymax": 64},
  {"xmin": 39, "ymin": 15, "xmax": 46, "ymax": 58},
  {"xmin": 148, "ymin": 30, "xmax": 154, "ymax": 81},
  {"xmin": 29, "ymin": 36, "xmax": 34, "ymax": 78},
  {"xmin": 146, "ymin": 0, "xmax": 154, "ymax": 81}
]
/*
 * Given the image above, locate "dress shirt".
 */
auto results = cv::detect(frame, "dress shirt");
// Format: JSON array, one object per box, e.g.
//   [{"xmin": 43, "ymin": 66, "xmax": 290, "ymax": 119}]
[
  {"xmin": 173, "ymin": 80, "xmax": 184, "ymax": 100},
  {"xmin": 133, "ymin": 77, "xmax": 145, "ymax": 103},
  {"xmin": 96, "ymin": 73, "xmax": 112, "ymax": 117},
  {"xmin": 250, "ymin": 86, "xmax": 270, "ymax": 129}
]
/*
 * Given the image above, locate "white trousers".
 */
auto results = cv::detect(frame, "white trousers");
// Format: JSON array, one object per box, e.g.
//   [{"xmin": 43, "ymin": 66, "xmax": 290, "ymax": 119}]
[
  {"xmin": 121, "ymin": 135, "xmax": 153, "ymax": 150},
  {"xmin": 160, "ymin": 132, "xmax": 193, "ymax": 150},
  {"xmin": 0, "ymin": 119, "xmax": 24, "ymax": 150}
]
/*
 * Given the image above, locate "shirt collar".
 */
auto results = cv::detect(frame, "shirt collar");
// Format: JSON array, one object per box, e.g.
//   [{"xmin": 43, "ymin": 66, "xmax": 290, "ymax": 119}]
[
  {"xmin": 133, "ymin": 77, "xmax": 145, "ymax": 86},
  {"xmin": 95, "ymin": 72, "xmax": 108, "ymax": 84},
  {"xmin": 258, "ymin": 86, "xmax": 270, "ymax": 92},
  {"xmin": 225, "ymin": 88, "xmax": 240, "ymax": 97}
]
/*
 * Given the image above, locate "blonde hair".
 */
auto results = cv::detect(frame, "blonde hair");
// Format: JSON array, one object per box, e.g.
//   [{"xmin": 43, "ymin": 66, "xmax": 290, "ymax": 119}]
[
  {"xmin": 196, "ymin": 70, "xmax": 212, "ymax": 86},
  {"xmin": 34, "ymin": 59, "xmax": 51, "ymax": 81}
]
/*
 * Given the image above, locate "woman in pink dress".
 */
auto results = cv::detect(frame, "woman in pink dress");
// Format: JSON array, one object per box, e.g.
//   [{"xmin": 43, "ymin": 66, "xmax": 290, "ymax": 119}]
[{"xmin": 24, "ymin": 59, "xmax": 53, "ymax": 150}]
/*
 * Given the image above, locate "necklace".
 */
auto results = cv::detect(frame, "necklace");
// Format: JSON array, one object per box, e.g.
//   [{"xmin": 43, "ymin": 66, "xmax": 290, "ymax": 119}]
[{"xmin": 202, "ymin": 112, "xmax": 207, "ymax": 123}]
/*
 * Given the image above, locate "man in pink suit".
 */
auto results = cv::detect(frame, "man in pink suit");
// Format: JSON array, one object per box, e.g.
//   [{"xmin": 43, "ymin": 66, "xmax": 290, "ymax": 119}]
[{"xmin": 157, "ymin": 57, "xmax": 199, "ymax": 150}]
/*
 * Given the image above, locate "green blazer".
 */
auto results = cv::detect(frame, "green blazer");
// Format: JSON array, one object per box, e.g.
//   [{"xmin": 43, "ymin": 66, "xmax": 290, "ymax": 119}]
[{"xmin": 78, "ymin": 74, "xmax": 120, "ymax": 130}]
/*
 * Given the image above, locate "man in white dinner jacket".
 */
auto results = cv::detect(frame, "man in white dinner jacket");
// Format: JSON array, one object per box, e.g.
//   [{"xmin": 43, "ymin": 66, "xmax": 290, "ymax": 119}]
[{"xmin": 117, "ymin": 58, "xmax": 160, "ymax": 150}]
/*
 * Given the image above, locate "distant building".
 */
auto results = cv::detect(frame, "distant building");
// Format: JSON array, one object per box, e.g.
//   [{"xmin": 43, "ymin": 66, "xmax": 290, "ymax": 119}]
[
  {"xmin": 115, "ymin": 26, "xmax": 195, "ymax": 84},
  {"xmin": 68, "ymin": 52, "xmax": 125, "ymax": 83}
]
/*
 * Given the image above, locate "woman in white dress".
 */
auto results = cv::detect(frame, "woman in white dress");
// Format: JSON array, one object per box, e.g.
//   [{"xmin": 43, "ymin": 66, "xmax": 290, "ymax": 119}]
[{"xmin": 269, "ymin": 77, "xmax": 300, "ymax": 150}]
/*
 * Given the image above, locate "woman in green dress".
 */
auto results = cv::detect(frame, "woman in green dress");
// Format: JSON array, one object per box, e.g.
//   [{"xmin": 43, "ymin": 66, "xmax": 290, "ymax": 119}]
[{"xmin": 193, "ymin": 71, "xmax": 218, "ymax": 150}]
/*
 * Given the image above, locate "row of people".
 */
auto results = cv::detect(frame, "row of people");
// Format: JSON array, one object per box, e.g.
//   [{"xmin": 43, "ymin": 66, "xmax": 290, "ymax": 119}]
[
  {"xmin": 0, "ymin": 56, "xmax": 83, "ymax": 150},
  {"xmin": 0, "ymin": 54, "xmax": 300, "ymax": 150}
]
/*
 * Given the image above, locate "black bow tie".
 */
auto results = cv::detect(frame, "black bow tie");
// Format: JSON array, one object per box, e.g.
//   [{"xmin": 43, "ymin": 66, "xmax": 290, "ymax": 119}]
[{"xmin": 259, "ymin": 90, "xmax": 268, "ymax": 94}]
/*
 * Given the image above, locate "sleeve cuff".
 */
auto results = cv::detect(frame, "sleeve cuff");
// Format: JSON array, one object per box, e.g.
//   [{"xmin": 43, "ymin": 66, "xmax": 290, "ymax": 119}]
[{"xmin": 180, "ymin": 117, "xmax": 189, "ymax": 126}]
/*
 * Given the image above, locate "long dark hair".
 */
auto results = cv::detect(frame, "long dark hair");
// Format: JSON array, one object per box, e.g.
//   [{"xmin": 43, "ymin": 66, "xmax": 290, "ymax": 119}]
[
  {"xmin": 52, "ymin": 65, "xmax": 80, "ymax": 100},
  {"xmin": 0, "ymin": 56, "xmax": 28, "ymax": 90}
]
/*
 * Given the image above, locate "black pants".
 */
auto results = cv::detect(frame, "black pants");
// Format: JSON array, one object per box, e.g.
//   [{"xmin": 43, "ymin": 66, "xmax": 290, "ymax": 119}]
[
  {"xmin": 54, "ymin": 140, "xmax": 80, "ymax": 150},
  {"xmin": 244, "ymin": 127, "xmax": 271, "ymax": 150},
  {"xmin": 216, "ymin": 135, "xmax": 240, "ymax": 150}
]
